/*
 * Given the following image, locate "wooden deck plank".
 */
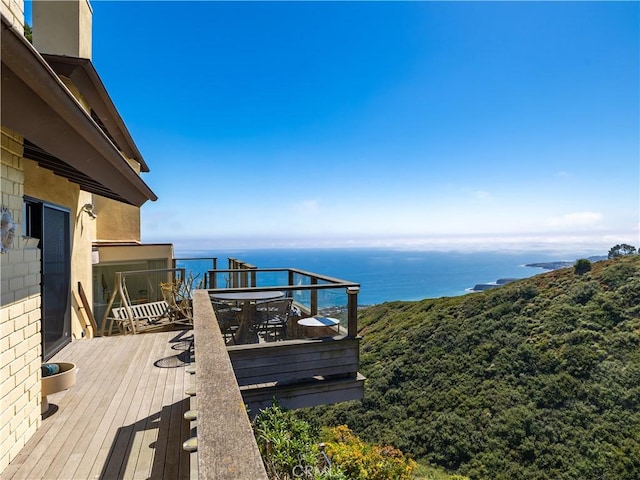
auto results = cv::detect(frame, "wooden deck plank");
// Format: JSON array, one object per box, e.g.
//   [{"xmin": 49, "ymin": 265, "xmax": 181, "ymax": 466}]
[
  {"xmin": 57, "ymin": 333, "xmax": 159, "ymax": 479},
  {"xmin": 160, "ymin": 334, "xmax": 191, "ymax": 479},
  {"xmin": 4, "ymin": 330, "xmax": 194, "ymax": 480},
  {"xmin": 149, "ymin": 352, "xmax": 186, "ymax": 480},
  {"xmin": 44, "ymin": 335, "xmax": 141, "ymax": 479},
  {"xmin": 89, "ymin": 334, "xmax": 162, "ymax": 478},
  {"xmin": 129, "ymin": 334, "xmax": 180, "ymax": 479},
  {"xmin": 85, "ymin": 333, "xmax": 182, "ymax": 480},
  {"xmin": 156, "ymin": 350, "xmax": 189, "ymax": 480},
  {"xmin": 5, "ymin": 335, "xmax": 126, "ymax": 480},
  {"xmin": 72, "ymin": 333, "xmax": 158, "ymax": 479},
  {"xmin": 103, "ymin": 332, "xmax": 169, "ymax": 479},
  {"xmin": 126, "ymin": 332, "xmax": 177, "ymax": 479},
  {"xmin": 130, "ymin": 353, "xmax": 173, "ymax": 479}
]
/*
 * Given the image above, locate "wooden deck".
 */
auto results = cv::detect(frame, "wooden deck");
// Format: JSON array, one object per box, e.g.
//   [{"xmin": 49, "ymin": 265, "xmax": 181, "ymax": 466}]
[{"xmin": 4, "ymin": 330, "xmax": 195, "ymax": 480}]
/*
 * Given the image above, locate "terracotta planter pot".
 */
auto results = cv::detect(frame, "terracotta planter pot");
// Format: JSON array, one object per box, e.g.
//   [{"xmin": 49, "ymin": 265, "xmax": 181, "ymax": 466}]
[{"xmin": 41, "ymin": 362, "xmax": 77, "ymax": 414}]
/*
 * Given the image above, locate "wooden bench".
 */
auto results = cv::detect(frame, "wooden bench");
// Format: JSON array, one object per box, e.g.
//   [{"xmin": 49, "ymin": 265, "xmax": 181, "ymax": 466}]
[{"xmin": 110, "ymin": 300, "xmax": 175, "ymax": 334}]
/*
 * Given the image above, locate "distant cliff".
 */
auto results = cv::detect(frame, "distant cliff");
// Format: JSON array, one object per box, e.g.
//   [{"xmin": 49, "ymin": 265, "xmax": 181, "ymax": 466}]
[
  {"xmin": 470, "ymin": 278, "xmax": 519, "ymax": 291},
  {"xmin": 526, "ymin": 256, "xmax": 606, "ymax": 271}
]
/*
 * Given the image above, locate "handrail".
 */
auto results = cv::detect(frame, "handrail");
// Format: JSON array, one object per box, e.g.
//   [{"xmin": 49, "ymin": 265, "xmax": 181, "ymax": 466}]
[
  {"xmin": 192, "ymin": 291, "xmax": 269, "ymax": 480},
  {"xmin": 174, "ymin": 257, "xmax": 217, "ymax": 288},
  {"xmin": 207, "ymin": 267, "xmax": 360, "ymax": 288}
]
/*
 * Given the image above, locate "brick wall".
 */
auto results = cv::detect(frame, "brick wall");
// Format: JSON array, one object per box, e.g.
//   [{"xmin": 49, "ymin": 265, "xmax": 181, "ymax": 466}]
[
  {"xmin": 0, "ymin": 0, "xmax": 24, "ymax": 33},
  {"xmin": 0, "ymin": 128, "xmax": 42, "ymax": 475}
]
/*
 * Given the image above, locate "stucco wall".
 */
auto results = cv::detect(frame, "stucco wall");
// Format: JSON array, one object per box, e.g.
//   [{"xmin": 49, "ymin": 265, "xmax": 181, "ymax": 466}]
[
  {"xmin": 0, "ymin": 128, "xmax": 42, "ymax": 475},
  {"xmin": 32, "ymin": 0, "xmax": 93, "ymax": 60},
  {"xmin": 95, "ymin": 196, "xmax": 141, "ymax": 242},
  {"xmin": 96, "ymin": 243, "xmax": 173, "ymax": 264},
  {"xmin": 23, "ymin": 159, "xmax": 96, "ymax": 340}
]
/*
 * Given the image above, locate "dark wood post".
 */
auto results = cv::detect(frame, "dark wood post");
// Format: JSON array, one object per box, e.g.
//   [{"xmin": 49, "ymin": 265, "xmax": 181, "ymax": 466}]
[
  {"xmin": 347, "ymin": 286, "xmax": 359, "ymax": 338},
  {"xmin": 310, "ymin": 277, "xmax": 318, "ymax": 315}
]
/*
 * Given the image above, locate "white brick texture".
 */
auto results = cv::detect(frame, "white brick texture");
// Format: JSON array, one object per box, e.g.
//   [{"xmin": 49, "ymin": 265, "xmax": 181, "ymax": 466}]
[{"xmin": 1, "ymin": 128, "xmax": 42, "ymax": 475}]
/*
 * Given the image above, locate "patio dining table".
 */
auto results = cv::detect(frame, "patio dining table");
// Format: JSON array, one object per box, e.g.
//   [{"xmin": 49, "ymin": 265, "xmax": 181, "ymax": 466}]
[
  {"xmin": 297, "ymin": 316, "xmax": 341, "ymax": 335},
  {"xmin": 210, "ymin": 291, "xmax": 284, "ymax": 344}
]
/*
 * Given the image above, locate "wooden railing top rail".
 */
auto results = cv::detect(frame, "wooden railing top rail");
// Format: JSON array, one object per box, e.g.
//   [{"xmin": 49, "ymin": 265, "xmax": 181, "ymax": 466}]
[
  {"xmin": 192, "ymin": 290, "xmax": 268, "ymax": 480},
  {"xmin": 207, "ymin": 284, "xmax": 359, "ymax": 293},
  {"xmin": 207, "ymin": 266, "xmax": 360, "ymax": 287}
]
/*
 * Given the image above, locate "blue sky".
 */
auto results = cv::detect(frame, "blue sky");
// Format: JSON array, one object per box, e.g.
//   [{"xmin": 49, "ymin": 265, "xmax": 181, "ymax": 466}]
[{"xmin": 31, "ymin": 1, "xmax": 640, "ymax": 252}]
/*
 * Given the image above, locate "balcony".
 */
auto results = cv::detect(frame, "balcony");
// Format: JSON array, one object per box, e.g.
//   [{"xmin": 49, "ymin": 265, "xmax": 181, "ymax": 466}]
[
  {"xmin": 198, "ymin": 260, "xmax": 365, "ymax": 413},
  {"xmin": 5, "ymin": 329, "xmax": 270, "ymax": 480},
  {"xmin": 98, "ymin": 258, "xmax": 365, "ymax": 413},
  {"xmin": 7, "ymin": 258, "xmax": 365, "ymax": 479}
]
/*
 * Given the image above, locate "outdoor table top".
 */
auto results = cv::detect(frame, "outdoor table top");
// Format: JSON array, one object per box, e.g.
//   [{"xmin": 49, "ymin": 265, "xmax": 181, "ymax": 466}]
[
  {"xmin": 297, "ymin": 316, "xmax": 340, "ymax": 327},
  {"xmin": 210, "ymin": 291, "xmax": 284, "ymax": 302}
]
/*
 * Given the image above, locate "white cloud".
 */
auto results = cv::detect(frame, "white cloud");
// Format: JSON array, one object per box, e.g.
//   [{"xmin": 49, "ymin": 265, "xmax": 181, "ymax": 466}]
[
  {"xmin": 546, "ymin": 211, "xmax": 603, "ymax": 229},
  {"xmin": 166, "ymin": 231, "xmax": 618, "ymax": 255}
]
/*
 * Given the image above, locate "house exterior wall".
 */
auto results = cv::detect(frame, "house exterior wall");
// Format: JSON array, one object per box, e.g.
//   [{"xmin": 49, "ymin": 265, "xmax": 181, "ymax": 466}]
[
  {"xmin": 0, "ymin": 128, "xmax": 43, "ymax": 474},
  {"xmin": 95, "ymin": 244, "xmax": 173, "ymax": 264},
  {"xmin": 1, "ymin": 2, "xmax": 160, "ymax": 475},
  {"xmin": 0, "ymin": 0, "xmax": 24, "ymax": 32},
  {"xmin": 32, "ymin": 0, "xmax": 93, "ymax": 60},
  {"xmin": 95, "ymin": 195, "xmax": 141, "ymax": 242},
  {"xmin": 23, "ymin": 159, "xmax": 96, "ymax": 340}
]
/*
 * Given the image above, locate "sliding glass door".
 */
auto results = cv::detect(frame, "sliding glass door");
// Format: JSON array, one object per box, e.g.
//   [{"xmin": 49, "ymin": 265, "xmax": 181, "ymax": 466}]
[{"xmin": 25, "ymin": 199, "xmax": 71, "ymax": 360}]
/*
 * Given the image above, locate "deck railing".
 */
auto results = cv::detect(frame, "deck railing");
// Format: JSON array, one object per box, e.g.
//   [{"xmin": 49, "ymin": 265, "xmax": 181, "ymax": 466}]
[
  {"xmin": 206, "ymin": 267, "xmax": 361, "ymax": 339},
  {"xmin": 96, "ymin": 259, "xmax": 361, "ymax": 342},
  {"xmin": 204, "ymin": 268, "xmax": 365, "ymax": 412},
  {"xmin": 192, "ymin": 291, "xmax": 269, "ymax": 480}
]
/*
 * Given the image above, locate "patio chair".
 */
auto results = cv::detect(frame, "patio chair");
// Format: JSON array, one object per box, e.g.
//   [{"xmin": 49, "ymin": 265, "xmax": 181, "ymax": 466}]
[
  {"xmin": 254, "ymin": 297, "xmax": 292, "ymax": 342},
  {"xmin": 211, "ymin": 300, "xmax": 240, "ymax": 341}
]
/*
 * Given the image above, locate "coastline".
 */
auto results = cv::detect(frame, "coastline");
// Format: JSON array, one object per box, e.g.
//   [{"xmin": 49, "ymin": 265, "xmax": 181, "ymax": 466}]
[
  {"xmin": 177, "ymin": 249, "xmax": 609, "ymax": 305},
  {"xmin": 468, "ymin": 255, "xmax": 608, "ymax": 293}
]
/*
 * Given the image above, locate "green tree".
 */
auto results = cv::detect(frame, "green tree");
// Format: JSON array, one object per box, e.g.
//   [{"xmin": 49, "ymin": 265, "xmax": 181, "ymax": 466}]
[
  {"xmin": 24, "ymin": 23, "xmax": 32, "ymax": 43},
  {"xmin": 608, "ymin": 244, "xmax": 637, "ymax": 258},
  {"xmin": 574, "ymin": 258, "xmax": 592, "ymax": 275}
]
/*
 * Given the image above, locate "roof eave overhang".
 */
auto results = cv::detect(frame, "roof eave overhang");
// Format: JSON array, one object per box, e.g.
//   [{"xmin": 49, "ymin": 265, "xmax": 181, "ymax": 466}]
[
  {"xmin": 0, "ymin": 15, "xmax": 157, "ymax": 206},
  {"xmin": 41, "ymin": 54, "xmax": 150, "ymax": 173}
]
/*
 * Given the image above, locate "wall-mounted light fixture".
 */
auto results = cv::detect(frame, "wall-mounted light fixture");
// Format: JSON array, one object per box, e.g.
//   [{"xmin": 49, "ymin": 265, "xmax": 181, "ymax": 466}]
[{"xmin": 82, "ymin": 203, "xmax": 97, "ymax": 219}]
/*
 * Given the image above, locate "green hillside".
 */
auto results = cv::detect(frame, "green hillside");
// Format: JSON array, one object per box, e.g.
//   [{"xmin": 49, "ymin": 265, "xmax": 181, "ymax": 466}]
[{"xmin": 300, "ymin": 255, "xmax": 640, "ymax": 479}]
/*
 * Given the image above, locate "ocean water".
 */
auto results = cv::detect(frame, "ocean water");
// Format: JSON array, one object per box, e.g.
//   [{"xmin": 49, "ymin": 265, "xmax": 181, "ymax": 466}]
[{"xmin": 175, "ymin": 248, "xmax": 590, "ymax": 306}]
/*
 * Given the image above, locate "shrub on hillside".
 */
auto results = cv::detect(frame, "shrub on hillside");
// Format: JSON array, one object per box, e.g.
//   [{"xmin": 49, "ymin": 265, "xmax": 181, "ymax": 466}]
[
  {"xmin": 574, "ymin": 258, "xmax": 592, "ymax": 275},
  {"xmin": 253, "ymin": 405, "xmax": 416, "ymax": 479},
  {"xmin": 299, "ymin": 254, "xmax": 640, "ymax": 479},
  {"xmin": 253, "ymin": 404, "xmax": 319, "ymax": 479},
  {"xmin": 322, "ymin": 425, "xmax": 417, "ymax": 480}
]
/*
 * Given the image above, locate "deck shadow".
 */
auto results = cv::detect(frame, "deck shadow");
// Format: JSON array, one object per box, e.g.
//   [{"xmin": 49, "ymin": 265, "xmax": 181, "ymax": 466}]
[
  {"xmin": 154, "ymin": 348, "xmax": 192, "ymax": 368},
  {"xmin": 99, "ymin": 398, "xmax": 191, "ymax": 480}
]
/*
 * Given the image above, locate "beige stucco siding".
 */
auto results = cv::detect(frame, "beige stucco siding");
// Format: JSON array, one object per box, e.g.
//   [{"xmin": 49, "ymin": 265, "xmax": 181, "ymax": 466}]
[
  {"xmin": 23, "ymin": 158, "xmax": 96, "ymax": 340},
  {"xmin": 95, "ymin": 196, "xmax": 141, "ymax": 242}
]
